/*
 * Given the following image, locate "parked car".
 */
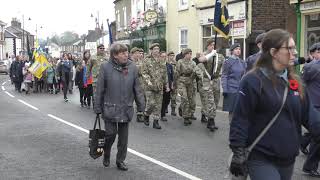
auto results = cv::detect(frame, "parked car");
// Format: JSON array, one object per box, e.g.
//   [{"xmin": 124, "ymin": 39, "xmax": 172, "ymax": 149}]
[{"xmin": 0, "ymin": 60, "xmax": 10, "ymax": 74}]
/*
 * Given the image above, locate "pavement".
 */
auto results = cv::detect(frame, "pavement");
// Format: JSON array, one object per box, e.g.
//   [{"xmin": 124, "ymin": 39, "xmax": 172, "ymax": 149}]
[{"xmin": 0, "ymin": 74, "xmax": 317, "ymax": 180}]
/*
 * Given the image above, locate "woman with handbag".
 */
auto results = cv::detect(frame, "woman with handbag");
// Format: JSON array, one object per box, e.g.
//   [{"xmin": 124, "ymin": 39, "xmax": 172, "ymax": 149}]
[{"xmin": 229, "ymin": 29, "xmax": 320, "ymax": 180}]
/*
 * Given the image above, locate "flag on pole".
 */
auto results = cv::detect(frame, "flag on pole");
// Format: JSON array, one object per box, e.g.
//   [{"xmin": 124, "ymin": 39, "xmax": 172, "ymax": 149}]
[
  {"xmin": 213, "ymin": 0, "xmax": 230, "ymax": 39},
  {"xmin": 107, "ymin": 19, "xmax": 113, "ymax": 45},
  {"xmin": 29, "ymin": 41, "xmax": 49, "ymax": 79}
]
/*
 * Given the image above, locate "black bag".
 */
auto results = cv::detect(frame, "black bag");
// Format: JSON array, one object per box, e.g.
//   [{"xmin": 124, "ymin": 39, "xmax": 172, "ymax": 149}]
[{"xmin": 89, "ymin": 115, "xmax": 105, "ymax": 159}]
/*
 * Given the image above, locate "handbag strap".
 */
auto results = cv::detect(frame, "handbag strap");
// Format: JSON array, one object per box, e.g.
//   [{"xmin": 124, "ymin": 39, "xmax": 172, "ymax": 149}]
[
  {"xmin": 93, "ymin": 114, "xmax": 102, "ymax": 130},
  {"xmin": 247, "ymin": 85, "xmax": 288, "ymax": 152}
]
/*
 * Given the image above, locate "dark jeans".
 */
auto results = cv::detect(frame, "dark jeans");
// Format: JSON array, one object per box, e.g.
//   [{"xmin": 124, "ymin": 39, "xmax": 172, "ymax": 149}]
[
  {"xmin": 79, "ymin": 87, "xmax": 86, "ymax": 104},
  {"xmin": 14, "ymin": 81, "xmax": 22, "ymax": 91},
  {"xmin": 301, "ymin": 132, "xmax": 312, "ymax": 150},
  {"xmin": 248, "ymin": 159, "xmax": 294, "ymax": 180},
  {"xmin": 62, "ymin": 79, "xmax": 69, "ymax": 99},
  {"xmin": 303, "ymin": 140, "xmax": 320, "ymax": 171},
  {"xmin": 104, "ymin": 121, "xmax": 128, "ymax": 163},
  {"xmin": 85, "ymin": 84, "xmax": 93, "ymax": 106},
  {"xmin": 161, "ymin": 90, "xmax": 171, "ymax": 117}
]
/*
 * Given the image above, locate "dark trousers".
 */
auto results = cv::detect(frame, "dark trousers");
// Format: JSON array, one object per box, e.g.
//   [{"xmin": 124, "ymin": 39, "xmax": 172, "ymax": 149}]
[
  {"xmin": 248, "ymin": 159, "xmax": 294, "ymax": 180},
  {"xmin": 303, "ymin": 140, "xmax": 320, "ymax": 171},
  {"xmin": 14, "ymin": 81, "xmax": 22, "ymax": 91},
  {"xmin": 79, "ymin": 87, "xmax": 86, "ymax": 104},
  {"xmin": 85, "ymin": 84, "xmax": 93, "ymax": 106},
  {"xmin": 104, "ymin": 121, "xmax": 129, "ymax": 163},
  {"xmin": 161, "ymin": 90, "xmax": 171, "ymax": 117},
  {"xmin": 62, "ymin": 75, "xmax": 70, "ymax": 99},
  {"xmin": 301, "ymin": 132, "xmax": 312, "ymax": 150}
]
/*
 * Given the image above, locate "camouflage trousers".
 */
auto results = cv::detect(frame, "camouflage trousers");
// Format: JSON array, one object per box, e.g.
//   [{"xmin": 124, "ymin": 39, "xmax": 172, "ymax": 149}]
[
  {"xmin": 199, "ymin": 78, "xmax": 220, "ymax": 119},
  {"xmin": 178, "ymin": 81, "xmax": 196, "ymax": 118},
  {"xmin": 170, "ymin": 88, "xmax": 177, "ymax": 109},
  {"xmin": 144, "ymin": 91, "xmax": 163, "ymax": 120}
]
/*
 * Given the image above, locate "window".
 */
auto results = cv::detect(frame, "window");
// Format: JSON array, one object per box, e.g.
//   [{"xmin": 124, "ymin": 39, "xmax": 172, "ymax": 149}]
[
  {"xmin": 116, "ymin": 10, "xmax": 121, "ymax": 31},
  {"xmin": 179, "ymin": 0, "xmax": 188, "ymax": 10},
  {"xmin": 179, "ymin": 28, "xmax": 188, "ymax": 51},
  {"xmin": 305, "ymin": 13, "xmax": 320, "ymax": 56},
  {"xmin": 123, "ymin": 7, "xmax": 127, "ymax": 29}
]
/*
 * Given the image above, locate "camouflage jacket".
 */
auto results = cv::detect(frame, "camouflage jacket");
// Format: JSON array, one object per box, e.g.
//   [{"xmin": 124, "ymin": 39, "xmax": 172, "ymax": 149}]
[
  {"xmin": 197, "ymin": 52, "xmax": 225, "ymax": 80},
  {"xmin": 141, "ymin": 56, "xmax": 168, "ymax": 92},
  {"xmin": 89, "ymin": 54, "xmax": 107, "ymax": 86},
  {"xmin": 176, "ymin": 58, "xmax": 203, "ymax": 85},
  {"xmin": 135, "ymin": 59, "xmax": 145, "ymax": 90}
]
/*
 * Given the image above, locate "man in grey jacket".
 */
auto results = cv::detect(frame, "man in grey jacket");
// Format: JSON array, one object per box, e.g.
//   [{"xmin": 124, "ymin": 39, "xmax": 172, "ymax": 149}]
[{"xmin": 94, "ymin": 43, "xmax": 145, "ymax": 171}]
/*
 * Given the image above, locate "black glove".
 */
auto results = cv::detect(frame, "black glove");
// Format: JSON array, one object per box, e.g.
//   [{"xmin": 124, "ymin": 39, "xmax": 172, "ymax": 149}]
[
  {"xmin": 230, "ymin": 147, "xmax": 248, "ymax": 177},
  {"xmin": 223, "ymin": 92, "xmax": 228, "ymax": 97}
]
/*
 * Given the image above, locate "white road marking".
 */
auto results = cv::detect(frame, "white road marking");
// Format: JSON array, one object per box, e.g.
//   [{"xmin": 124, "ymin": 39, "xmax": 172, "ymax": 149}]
[
  {"xmin": 5, "ymin": 91, "xmax": 14, "ymax": 98},
  {"xmin": 47, "ymin": 114, "xmax": 202, "ymax": 180},
  {"xmin": 18, "ymin": 99, "xmax": 39, "ymax": 111},
  {"xmin": 47, "ymin": 114, "xmax": 89, "ymax": 134},
  {"xmin": 2, "ymin": 82, "xmax": 6, "ymax": 85},
  {"xmin": 1, "ymin": 86, "xmax": 4, "ymax": 90}
]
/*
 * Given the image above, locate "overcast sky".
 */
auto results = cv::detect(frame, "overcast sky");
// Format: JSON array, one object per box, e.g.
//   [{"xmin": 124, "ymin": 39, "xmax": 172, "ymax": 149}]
[{"xmin": 1, "ymin": 0, "xmax": 115, "ymax": 39}]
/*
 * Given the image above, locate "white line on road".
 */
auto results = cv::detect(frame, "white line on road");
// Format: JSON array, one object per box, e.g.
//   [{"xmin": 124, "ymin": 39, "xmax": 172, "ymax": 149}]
[
  {"xmin": 18, "ymin": 99, "xmax": 39, "ymax": 111},
  {"xmin": 47, "ymin": 114, "xmax": 89, "ymax": 134},
  {"xmin": 47, "ymin": 114, "xmax": 202, "ymax": 180},
  {"xmin": 1, "ymin": 86, "xmax": 4, "ymax": 90},
  {"xmin": 5, "ymin": 91, "xmax": 14, "ymax": 98},
  {"xmin": 2, "ymin": 82, "xmax": 6, "ymax": 85}
]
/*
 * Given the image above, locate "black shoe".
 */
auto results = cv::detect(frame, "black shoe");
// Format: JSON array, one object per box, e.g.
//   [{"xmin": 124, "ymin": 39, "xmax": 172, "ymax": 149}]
[
  {"xmin": 64, "ymin": 98, "xmax": 68, "ymax": 102},
  {"xmin": 301, "ymin": 146, "xmax": 309, "ymax": 155},
  {"xmin": 303, "ymin": 169, "xmax": 320, "ymax": 177},
  {"xmin": 103, "ymin": 157, "xmax": 110, "ymax": 167},
  {"xmin": 153, "ymin": 120, "xmax": 162, "ymax": 129},
  {"xmin": 184, "ymin": 118, "xmax": 192, "ymax": 126},
  {"xmin": 178, "ymin": 107, "xmax": 182, "ymax": 116},
  {"xmin": 136, "ymin": 113, "xmax": 144, "ymax": 122},
  {"xmin": 165, "ymin": 107, "xmax": 168, "ymax": 114},
  {"xmin": 201, "ymin": 114, "xmax": 208, "ymax": 123},
  {"xmin": 161, "ymin": 117, "xmax": 168, "ymax": 121},
  {"xmin": 190, "ymin": 115, "xmax": 197, "ymax": 121},
  {"xmin": 207, "ymin": 118, "xmax": 218, "ymax": 131},
  {"xmin": 144, "ymin": 115, "xmax": 150, "ymax": 126},
  {"xmin": 171, "ymin": 107, "xmax": 176, "ymax": 116},
  {"xmin": 116, "ymin": 162, "xmax": 128, "ymax": 171}
]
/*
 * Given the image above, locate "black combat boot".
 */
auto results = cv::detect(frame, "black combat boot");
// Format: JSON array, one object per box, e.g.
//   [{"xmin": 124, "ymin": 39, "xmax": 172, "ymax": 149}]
[
  {"xmin": 178, "ymin": 107, "xmax": 182, "ymax": 116},
  {"xmin": 153, "ymin": 120, "xmax": 162, "ymax": 129},
  {"xmin": 136, "ymin": 113, "xmax": 144, "ymax": 122},
  {"xmin": 201, "ymin": 114, "xmax": 208, "ymax": 123},
  {"xmin": 144, "ymin": 115, "xmax": 150, "ymax": 126},
  {"xmin": 190, "ymin": 115, "xmax": 197, "ymax": 121},
  {"xmin": 184, "ymin": 118, "xmax": 192, "ymax": 126},
  {"xmin": 171, "ymin": 107, "xmax": 177, "ymax": 116},
  {"xmin": 207, "ymin": 118, "xmax": 218, "ymax": 131}
]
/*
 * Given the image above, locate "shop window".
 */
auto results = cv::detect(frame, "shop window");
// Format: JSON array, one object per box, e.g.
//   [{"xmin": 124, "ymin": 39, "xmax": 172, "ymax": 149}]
[
  {"xmin": 179, "ymin": 28, "xmax": 188, "ymax": 51},
  {"xmin": 305, "ymin": 13, "xmax": 320, "ymax": 55}
]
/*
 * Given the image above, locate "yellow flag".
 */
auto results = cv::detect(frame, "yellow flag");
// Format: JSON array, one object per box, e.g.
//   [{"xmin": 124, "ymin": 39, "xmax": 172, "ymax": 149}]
[{"xmin": 29, "ymin": 54, "xmax": 49, "ymax": 79}]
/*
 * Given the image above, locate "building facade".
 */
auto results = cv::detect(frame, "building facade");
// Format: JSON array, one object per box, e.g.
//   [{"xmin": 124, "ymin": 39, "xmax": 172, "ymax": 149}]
[
  {"xmin": 0, "ymin": 20, "xmax": 6, "ymax": 60},
  {"xmin": 290, "ymin": 0, "xmax": 320, "ymax": 57}
]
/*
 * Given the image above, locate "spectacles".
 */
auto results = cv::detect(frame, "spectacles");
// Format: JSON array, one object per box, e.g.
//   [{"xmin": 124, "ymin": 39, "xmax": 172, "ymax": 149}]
[
  {"xmin": 279, "ymin": 46, "xmax": 297, "ymax": 54},
  {"xmin": 99, "ymin": 48, "xmax": 105, "ymax": 50}
]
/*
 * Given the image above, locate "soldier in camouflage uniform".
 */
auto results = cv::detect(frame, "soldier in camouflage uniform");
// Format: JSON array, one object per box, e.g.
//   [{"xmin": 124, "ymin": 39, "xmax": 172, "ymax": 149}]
[
  {"xmin": 197, "ymin": 39, "xmax": 224, "ymax": 131},
  {"xmin": 167, "ymin": 51, "xmax": 177, "ymax": 116},
  {"xmin": 141, "ymin": 43, "xmax": 169, "ymax": 129},
  {"xmin": 89, "ymin": 44, "xmax": 108, "ymax": 107},
  {"xmin": 131, "ymin": 47, "xmax": 145, "ymax": 122},
  {"xmin": 176, "ymin": 48, "xmax": 203, "ymax": 126}
]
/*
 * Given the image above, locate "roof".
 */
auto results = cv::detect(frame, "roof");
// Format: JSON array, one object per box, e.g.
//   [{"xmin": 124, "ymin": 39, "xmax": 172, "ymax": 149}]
[
  {"xmin": 0, "ymin": 20, "xmax": 6, "ymax": 26},
  {"xmin": 4, "ymin": 29, "xmax": 18, "ymax": 38},
  {"xmin": 6, "ymin": 26, "xmax": 32, "ymax": 38}
]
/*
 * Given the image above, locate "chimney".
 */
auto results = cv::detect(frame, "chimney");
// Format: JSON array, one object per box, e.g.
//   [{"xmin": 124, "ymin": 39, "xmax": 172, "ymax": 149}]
[{"xmin": 11, "ymin": 18, "xmax": 21, "ymax": 28}]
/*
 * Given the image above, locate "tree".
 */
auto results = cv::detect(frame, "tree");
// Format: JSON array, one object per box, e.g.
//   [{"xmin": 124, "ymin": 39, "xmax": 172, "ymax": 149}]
[
  {"xmin": 152, "ymin": 38, "xmax": 166, "ymax": 51},
  {"xmin": 59, "ymin": 31, "xmax": 80, "ymax": 46}
]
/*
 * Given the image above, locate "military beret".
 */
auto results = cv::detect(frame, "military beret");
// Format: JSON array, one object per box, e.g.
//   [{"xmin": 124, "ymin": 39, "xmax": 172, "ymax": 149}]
[
  {"xmin": 182, "ymin": 48, "xmax": 192, "ymax": 55},
  {"xmin": 310, "ymin": 42, "xmax": 320, "ymax": 53},
  {"xmin": 97, "ymin": 44, "xmax": 104, "ymax": 49},
  {"xmin": 149, "ymin": 43, "xmax": 160, "ymax": 50},
  {"xmin": 138, "ymin": 48, "xmax": 144, "ymax": 52},
  {"xmin": 230, "ymin": 43, "xmax": 241, "ymax": 51},
  {"xmin": 130, "ymin": 47, "xmax": 140, "ymax": 54},
  {"xmin": 255, "ymin": 33, "xmax": 266, "ymax": 44},
  {"xmin": 168, "ymin": 51, "xmax": 175, "ymax": 55}
]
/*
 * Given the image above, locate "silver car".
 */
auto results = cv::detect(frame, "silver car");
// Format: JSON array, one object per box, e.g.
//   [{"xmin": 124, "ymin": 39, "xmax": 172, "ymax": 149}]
[{"xmin": 0, "ymin": 60, "xmax": 10, "ymax": 74}]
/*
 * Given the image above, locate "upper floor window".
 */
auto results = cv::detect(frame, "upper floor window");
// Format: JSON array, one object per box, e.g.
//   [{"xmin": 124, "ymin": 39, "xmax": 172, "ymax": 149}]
[
  {"xmin": 179, "ymin": 28, "xmax": 188, "ymax": 51},
  {"xmin": 179, "ymin": 0, "xmax": 188, "ymax": 11}
]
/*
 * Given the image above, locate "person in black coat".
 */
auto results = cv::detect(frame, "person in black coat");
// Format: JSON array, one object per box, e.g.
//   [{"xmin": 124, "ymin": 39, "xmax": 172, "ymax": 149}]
[
  {"xmin": 11, "ymin": 55, "xmax": 24, "ymax": 92},
  {"xmin": 229, "ymin": 29, "xmax": 320, "ymax": 180},
  {"xmin": 57, "ymin": 53, "xmax": 72, "ymax": 102},
  {"xmin": 75, "ymin": 60, "xmax": 87, "ymax": 107}
]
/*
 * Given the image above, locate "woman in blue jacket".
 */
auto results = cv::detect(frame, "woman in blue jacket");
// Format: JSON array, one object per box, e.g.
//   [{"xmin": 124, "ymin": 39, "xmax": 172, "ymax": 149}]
[
  {"xmin": 229, "ymin": 29, "xmax": 320, "ymax": 180},
  {"xmin": 221, "ymin": 43, "xmax": 246, "ymax": 121}
]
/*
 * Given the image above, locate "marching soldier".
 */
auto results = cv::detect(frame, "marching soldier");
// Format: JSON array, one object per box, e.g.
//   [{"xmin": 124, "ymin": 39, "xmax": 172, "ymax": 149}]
[
  {"xmin": 168, "ymin": 51, "xmax": 178, "ymax": 116},
  {"xmin": 197, "ymin": 38, "xmax": 224, "ymax": 131},
  {"xmin": 141, "ymin": 43, "xmax": 169, "ymax": 129},
  {"xmin": 176, "ymin": 48, "xmax": 203, "ymax": 126}
]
